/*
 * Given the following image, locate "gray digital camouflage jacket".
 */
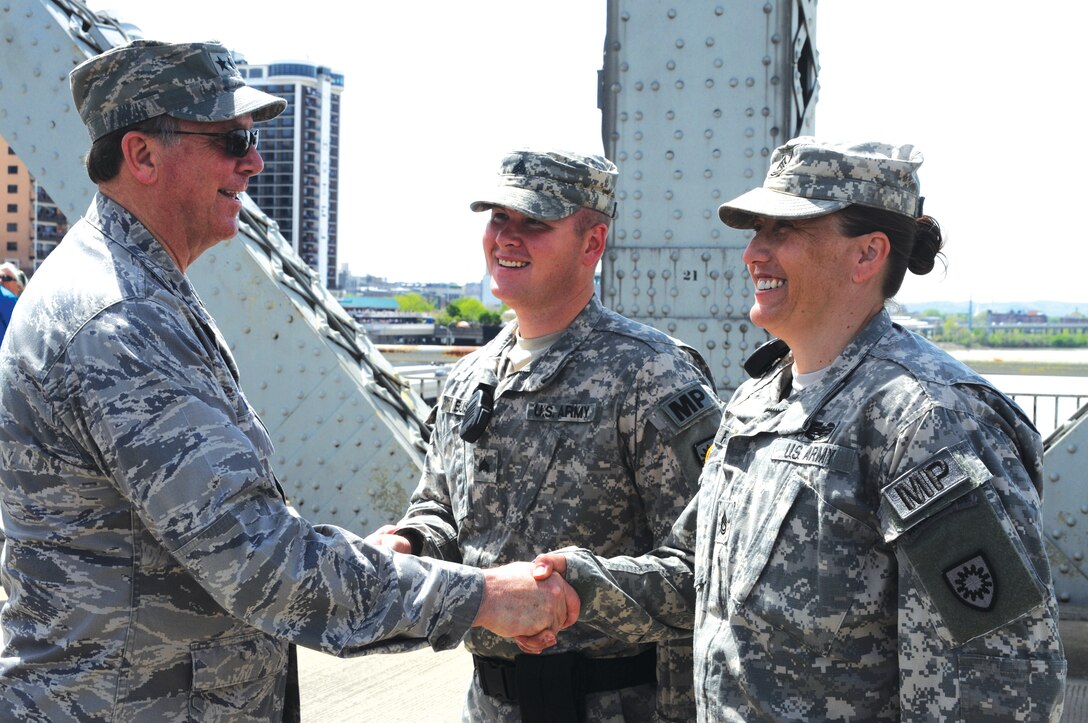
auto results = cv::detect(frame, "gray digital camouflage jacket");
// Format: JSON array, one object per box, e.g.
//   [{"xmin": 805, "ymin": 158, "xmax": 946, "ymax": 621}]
[
  {"xmin": 397, "ymin": 295, "xmax": 723, "ymax": 722},
  {"xmin": 564, "ymin": 309, "xmax": 1067, "ymax": 722},
  {"xmin": 0, "ymin": 194, "xmax": 484, "ymax": 722}
]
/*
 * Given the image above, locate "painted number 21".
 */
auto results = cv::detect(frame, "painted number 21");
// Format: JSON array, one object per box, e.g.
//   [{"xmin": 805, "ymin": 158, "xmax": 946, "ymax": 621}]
[{"xmin": 682, "ymin": 270, "xmax": 698, "ymax": 281}]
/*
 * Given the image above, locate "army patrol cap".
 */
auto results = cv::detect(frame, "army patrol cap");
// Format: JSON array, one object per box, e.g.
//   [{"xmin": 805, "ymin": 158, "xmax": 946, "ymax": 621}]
[
  {"xmin": 470, "ymin": 149, "xmax": 618, "ymax": 220},
  {"xmin": 718, "ymin": 137, "xmax": 924, "ymax": 229},
  {"xmin": 70, "ymin": 39, "xmax": 287, "ymax": 142}
]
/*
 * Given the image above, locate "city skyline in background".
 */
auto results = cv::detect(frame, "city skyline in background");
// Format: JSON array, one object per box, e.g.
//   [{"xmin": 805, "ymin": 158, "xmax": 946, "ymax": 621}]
[{"xmin": 75, "ymin": 1, "xmax": 1088, "ymax": 309}]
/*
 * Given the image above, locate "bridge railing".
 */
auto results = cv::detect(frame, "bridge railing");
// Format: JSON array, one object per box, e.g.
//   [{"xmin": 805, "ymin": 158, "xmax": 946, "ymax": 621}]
[
  {"xmin": 392, "ymin": 357, "xmax": 1088, "ymax": 439},
  {"xmin": 1007, "ymin": 393, "xmax": 1088, "ymax": 439}
]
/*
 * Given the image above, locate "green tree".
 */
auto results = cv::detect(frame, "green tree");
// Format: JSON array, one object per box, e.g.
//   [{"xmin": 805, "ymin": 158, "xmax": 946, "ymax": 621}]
[
  {"xmin": 450, "ymin": 297, "xmax": 489, "ymax": 322},
  {"xmin": 395, "ymin": 292, "xmax": 434, "ymax": 312}
]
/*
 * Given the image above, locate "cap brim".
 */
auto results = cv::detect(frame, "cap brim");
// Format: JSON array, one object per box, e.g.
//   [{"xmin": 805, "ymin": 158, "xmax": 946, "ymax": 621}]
[
  {"xmin": 170, "ymin": 85, "xmax": 286, "ymax": 124},
  {"xmin": 469, "ymin": 187, "xmax": 578, "ymax": 221},
  {"xmin": 718, "ymin": 187, "xmax": 848, "ymax": 229}
]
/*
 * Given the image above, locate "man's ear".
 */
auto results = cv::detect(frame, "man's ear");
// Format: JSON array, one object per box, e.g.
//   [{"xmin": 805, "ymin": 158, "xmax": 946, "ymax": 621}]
[
  {"xmin": 853, "ymin": 231, "xmax": 890, "ymax": 285},
  {"xmin": 119, "ymin": 131, "xmax": 161, "ymax": 186},
  {"xmin": 582, "ymin": 223, "xmax": 608, "ymax": 268}
]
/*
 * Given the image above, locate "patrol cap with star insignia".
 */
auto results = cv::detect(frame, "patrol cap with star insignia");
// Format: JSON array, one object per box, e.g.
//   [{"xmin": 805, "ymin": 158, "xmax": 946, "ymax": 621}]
[
  {"xmin": 470, "ymin": 149, "xmax": 618, "ymax": 220},
  {"xmin": 70, "ymin": 39, "xmax": 287, "ymax": 142},
  {"xmin": 718, "ymin": 136, "xmax": 925, "ymax": 229}
]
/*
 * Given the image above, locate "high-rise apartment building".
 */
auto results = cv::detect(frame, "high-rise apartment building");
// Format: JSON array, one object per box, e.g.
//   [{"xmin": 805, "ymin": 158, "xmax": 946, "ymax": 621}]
[
  {"xmin": 237, "ymin": 59, "xmax": 344, "ymax": 289},
  {"xmin": 1, "ymin": 134, "xmax": 68, "ymax": 276}
]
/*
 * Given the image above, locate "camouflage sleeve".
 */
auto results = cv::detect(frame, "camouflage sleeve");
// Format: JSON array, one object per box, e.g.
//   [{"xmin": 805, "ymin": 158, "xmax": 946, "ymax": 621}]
[
  {"xmin": 67, "ymin": 300, "xmax": 484, "ymax": 654},
  {"xmin": 624, "ymin": 348, "xmax": 721, "ymax": 543},
  {"xmin": 394, "ymin": 409, "xmax": 463, "ymax": 562},
  {"xmin": 622, "ymin": 348, "xmax": 721, "ymax": 720},
  {"xmin": 878, "ymin": 402, "xmax": 1066, "ymax": 720},
  {"xmin": 560, "ymin": 487, "xmax": 701, "ymax": 642}
]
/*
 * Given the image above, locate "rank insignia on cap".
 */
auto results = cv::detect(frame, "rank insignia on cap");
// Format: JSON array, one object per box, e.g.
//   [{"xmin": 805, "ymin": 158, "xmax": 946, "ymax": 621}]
[{"xmin": 943, "ymin": 552, "xmax": 996, "ymax": 611}]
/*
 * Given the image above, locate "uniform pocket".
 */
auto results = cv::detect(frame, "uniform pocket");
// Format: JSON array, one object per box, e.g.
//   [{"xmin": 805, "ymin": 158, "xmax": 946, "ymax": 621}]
[
  {"xmin": 188, "ymin": 632, "xmax": 287, "ymax": 720},
  {"xmin": 730, "ymin": 471, "xmax": 884, "ymax": 658},
  {"xmin": 957, "ymin": 654, "xmax": 1067, "ymax": 721}
]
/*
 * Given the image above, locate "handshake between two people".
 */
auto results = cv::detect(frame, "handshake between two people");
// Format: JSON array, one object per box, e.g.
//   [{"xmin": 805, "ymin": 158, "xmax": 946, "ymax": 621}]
[{"xmin": 366, "ymin": 526, "xmax": 572, "ymax": 654}]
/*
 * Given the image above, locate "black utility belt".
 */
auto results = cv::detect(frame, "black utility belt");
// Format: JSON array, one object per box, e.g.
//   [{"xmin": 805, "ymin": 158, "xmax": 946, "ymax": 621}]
[{"xmin": 473, "ymin": 648, "xmax": 656, "ymax": 723}]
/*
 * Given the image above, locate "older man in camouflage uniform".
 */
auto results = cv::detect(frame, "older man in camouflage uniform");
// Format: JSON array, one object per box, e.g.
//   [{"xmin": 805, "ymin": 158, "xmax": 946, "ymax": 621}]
[
  {"xmin": 532, "ymin": 138, "xmax": 1067, "ymax": 721},
  {"xmin": 0, "ymin": 40, "xmax": 575, "ymax": 722},
  {"xmin": 368, "ymin": 149, "xmax": 722, "ymax": 722}
]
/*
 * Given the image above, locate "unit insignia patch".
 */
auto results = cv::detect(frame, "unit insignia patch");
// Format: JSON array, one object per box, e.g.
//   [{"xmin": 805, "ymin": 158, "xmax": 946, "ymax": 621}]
[{"xmin": 943, "ymin": 552, "xmax": 996, "ymax": 611}]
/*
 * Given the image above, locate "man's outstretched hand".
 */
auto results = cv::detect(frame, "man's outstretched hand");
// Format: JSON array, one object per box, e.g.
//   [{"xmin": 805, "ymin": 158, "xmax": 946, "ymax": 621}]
[{"xmin": 474, "ymin": 559, "xmax": 579, "ymax": 650}]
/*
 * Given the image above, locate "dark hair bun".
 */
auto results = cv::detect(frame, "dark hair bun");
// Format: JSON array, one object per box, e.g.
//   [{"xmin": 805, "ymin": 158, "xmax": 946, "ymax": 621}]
[{"xmin": 908, "ymin": 216, "xmax": 944, "ymax": 276}]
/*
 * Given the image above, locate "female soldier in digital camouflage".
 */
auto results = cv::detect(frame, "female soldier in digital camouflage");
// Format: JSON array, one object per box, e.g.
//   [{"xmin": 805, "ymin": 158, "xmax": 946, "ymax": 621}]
[{"xmin": 532, "ymin": 137, "xmax": 1067, "ymax": 721}]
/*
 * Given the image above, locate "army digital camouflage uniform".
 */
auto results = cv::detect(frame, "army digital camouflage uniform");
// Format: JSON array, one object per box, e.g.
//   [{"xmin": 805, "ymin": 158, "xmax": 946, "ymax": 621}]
[
  {"xmin": 563, "ymin": 310, "xmax": 1066, "ymax": 721},
  {"xmin": 397, "ymin": 294, "xmax": 722, "ymax": 722},
  {"xmin": 0, "ymin": 194, "xmax": 485, "ymax": 722}
]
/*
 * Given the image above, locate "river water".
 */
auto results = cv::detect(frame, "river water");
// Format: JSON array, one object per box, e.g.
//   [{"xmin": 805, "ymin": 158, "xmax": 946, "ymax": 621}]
[{"xmin": 939, "ymin": 347, "xmax": 1088, "ymax": 437}]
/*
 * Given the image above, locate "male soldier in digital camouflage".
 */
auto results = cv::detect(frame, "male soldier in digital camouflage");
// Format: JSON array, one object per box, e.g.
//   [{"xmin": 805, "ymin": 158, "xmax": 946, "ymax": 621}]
[
  {"xmin": 366, "ymin": 149, "xmax": 723, "ymax": 721},
  {"xmin": 528, "ymin": 137, "xmax": 1067, "ymax": 720},
  {"xmin": 0, "ymin": 40, "xmax": 577, "ymax": 721}
]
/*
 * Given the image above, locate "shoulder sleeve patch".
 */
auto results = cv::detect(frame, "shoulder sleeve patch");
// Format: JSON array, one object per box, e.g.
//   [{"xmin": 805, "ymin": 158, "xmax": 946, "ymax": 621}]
[
  {"xmin": 879, "ymin": 444, "xmax": 992, "ymax": 540},
  {"xmin": 653, "ymin": 382, "xmax": 719, "ymax": 438},
  {"xmin": 697, "ymin": 439, "xmax": 715, "ymax": 467},
  {"xmin": 896, "ymin": 487, "xmax": 1047, "ymax": 645}
]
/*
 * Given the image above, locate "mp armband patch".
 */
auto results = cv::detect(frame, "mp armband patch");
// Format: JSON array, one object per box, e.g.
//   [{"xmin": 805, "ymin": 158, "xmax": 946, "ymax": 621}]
[
  {"xmin": 654, "ymin": 382, "xmax": 717, "ymax": 438},
  {"xmin": 898, "ymin": 488, "xmax": 1047, "ymax": 645},
  {"xmin": 879, "ymin": 445, "xmax": 991, "ymax": 539}
]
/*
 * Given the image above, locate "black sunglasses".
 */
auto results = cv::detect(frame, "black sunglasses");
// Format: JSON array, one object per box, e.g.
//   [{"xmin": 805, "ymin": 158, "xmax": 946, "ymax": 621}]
[
  {"xmin": 0, "ymin": 275, "xmax": 13, "ymax": 283},
  {"xmin": 145, "ymin": 128, "xmax": 259, "ymax": 159}
]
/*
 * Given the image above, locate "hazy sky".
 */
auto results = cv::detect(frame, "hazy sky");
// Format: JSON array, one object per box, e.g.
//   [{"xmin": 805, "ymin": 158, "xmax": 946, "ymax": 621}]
[{"xmin": 85, "ymin": 1, "xmax": 1087, "ymax": 308}]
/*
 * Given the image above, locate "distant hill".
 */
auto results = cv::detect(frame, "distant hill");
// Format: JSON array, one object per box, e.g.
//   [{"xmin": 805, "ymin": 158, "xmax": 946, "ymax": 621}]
[{"xmin": 896, "ymin": 300, "xmax": 1088, "ymax": 317}]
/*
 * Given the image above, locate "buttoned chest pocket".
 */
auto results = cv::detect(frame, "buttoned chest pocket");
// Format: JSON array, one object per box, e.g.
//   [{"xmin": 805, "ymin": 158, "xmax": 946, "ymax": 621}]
[{"xmin": 724, "ymin": 466, "xmax": 886, "ymax": 659}]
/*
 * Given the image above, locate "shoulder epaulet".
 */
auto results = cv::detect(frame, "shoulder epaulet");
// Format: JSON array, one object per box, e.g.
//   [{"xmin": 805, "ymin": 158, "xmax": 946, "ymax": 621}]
[{"xmin": 743, "ymin": 338, "xmax": 790, "ymax": 378}]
